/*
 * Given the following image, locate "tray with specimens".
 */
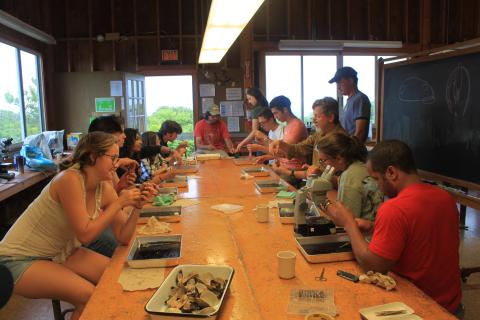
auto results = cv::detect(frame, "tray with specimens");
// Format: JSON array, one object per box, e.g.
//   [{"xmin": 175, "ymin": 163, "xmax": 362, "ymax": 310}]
[
  {"xmin": 173, "ymin": 164, "xmax": 199, "ymax": 174},
  {"xmin": 162, "ymin": 175, "xmax": 188, "ymax": 188},
  {"xmin": 255, "ymin": 179, "xmax": 289, "ymax": 193},
  {"xmin": 126, "ymin": 235, "xmax": 182, "ymax": 268},
  {"xmin": 145, "ymin": 264, "xmax": 234, "ymax": 319},
  {"xmin": 139, "ymin": 205, "xmax": 182, "ymax": 223},
  {"xmin": 295, "ymin": 233, "xmax": 354, "ymax": 263},
  {"xmin": 241, "ymin": 166, "xmax": 270, "ymax": 177}
]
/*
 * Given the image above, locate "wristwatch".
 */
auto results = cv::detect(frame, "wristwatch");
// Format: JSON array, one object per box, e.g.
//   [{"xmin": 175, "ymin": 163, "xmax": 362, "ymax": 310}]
[{"xmin": 290, "ymin": 169, "xmax": 295, "ymax": 177}]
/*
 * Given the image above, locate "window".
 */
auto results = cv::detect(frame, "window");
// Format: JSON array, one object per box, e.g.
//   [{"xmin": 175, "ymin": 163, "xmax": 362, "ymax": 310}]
[
  {"xmin": 265, "ymin": 53, "xmax": 397, "ymax": 140},
  {"xmin": 0, "ymin": 41, "xmax": 44, "ymax": 142}
]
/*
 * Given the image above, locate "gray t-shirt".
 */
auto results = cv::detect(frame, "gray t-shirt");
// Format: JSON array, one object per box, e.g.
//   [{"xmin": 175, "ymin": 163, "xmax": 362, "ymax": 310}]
[
  {"xmin": 337, "ymin": 161, "xmax": 383, "ymax": 222},
  {"xmin": 341, "ymin": 91, "xmax": 371, "ymax": 135}
]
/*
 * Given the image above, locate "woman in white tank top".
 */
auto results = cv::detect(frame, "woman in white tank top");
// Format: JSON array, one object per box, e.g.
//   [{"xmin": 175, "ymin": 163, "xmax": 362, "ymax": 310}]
[{"xmin": 0, "ymin": 132, "xmax": 146, "ymax": 320}]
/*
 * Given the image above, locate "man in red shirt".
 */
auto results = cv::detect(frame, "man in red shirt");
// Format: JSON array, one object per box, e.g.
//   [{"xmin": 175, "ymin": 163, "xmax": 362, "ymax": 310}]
[
  {"xmin": 194, "ymin": 104, "xmax": 235, "ymax": 155},
  {"xmin": 322, "ymin": 140, "xmax": 462, "ymax": 315}
]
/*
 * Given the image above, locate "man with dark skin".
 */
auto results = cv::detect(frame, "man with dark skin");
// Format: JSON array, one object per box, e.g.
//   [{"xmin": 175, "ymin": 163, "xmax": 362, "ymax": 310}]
[{"xmin": 321, "ymin": 140, "xmax": 462, "ymax": 315}]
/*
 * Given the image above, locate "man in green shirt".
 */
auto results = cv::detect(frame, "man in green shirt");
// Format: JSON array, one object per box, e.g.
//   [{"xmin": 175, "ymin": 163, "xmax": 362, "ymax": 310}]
[{"xmin": 270, "ymin": 97, "xmax": 345, "ymax": 179}]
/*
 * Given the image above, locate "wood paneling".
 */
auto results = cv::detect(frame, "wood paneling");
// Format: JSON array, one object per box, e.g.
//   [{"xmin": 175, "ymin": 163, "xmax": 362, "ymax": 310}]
[
  {"xmin": 136, "ymin": 0, "xmax": 157, "ymax": 34},
  {"xmin": 113, "ymin": 0, "xmax": 134, "ymax": 36},
  {"xmin": 369, "ymin": 0, "xmax": 387, "ymax": 40},
  {"xmin": 70, "ymin": 40, "xmax": 92, "ymax": 72},
  {"xmin": 91, "ymin": 0, "xmax": 112, "ymax": 36},
  {"xmin": 269, "ymin": 0, "xmax": 288, "ymax": 39},
  {"xmin": 137, "ymin": 38, "xmax": 158, "ymax": 66},
  {"xmin": 331, "ymin": 0, "xmax": 348, "ymax": 39},
  {"xmin": 67, "ymin": 1, "xmax": 90, "ymax": 38},
  {"xmin": 349, "ymin": 0, "xmax": 369, "ymax": 40},
  {"xmin": 93, "ymin": 41, "xmax": 114, "ymax": 71},
  {"xmin": 311, "ymin": 0, "xmax": 331, "ymax": 39},
  {"xmin": 290, "ymin": 0, "xmax": 309, "ymax": 39}
]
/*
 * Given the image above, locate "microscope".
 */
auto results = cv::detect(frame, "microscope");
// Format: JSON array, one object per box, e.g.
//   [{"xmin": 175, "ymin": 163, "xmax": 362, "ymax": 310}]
[{"xmin": 293, "ymin": 165, "xmax": 336, "ymax": 237}]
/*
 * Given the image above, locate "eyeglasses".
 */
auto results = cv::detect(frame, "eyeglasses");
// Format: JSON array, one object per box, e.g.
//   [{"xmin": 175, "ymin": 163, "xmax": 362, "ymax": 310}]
[{"xmin": 103, "ymin": 153, "xmax": 119, "ymax": 164}]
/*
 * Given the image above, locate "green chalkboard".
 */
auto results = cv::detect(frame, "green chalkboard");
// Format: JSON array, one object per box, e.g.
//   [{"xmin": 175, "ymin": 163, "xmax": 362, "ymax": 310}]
[{"xmin": 381, "ymin": 50, "xmax": 480, "ymax": 186}]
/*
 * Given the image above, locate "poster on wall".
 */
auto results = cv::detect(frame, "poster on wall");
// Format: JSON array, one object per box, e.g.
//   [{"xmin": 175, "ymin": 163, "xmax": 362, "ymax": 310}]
[
  {"xmin": 226, "ymin": 88, "xmax": 242, "ymax": 100},
  {"xmin": 227, "ymin": 117, "xmax": 240, "ymax": 132},
  {"xmin": 110, "ymin": 81, "xmax": 123, "ymax": 96},
  {"xmin": 95, "ymin": 97, "xmax": 116, "ymax": 113},
  {"xmin": 199, "ymin": 84, "xmax": 215, "ymax": 97},
  {"xmin": 202, "ymin": 97, "xmax": 214, "ymax": 113},
  {"xmin": 220, "ymin": 100, "xmax": 244, "ymax": 117}
]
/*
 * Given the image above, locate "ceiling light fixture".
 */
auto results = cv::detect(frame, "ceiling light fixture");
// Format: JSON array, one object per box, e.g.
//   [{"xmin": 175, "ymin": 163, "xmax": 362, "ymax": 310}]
[
  {"xmin": 278, "ymin": 40, "xmax": 402, "ymax": 51},
  {"xmin": 198, "ymin": 0, "xmax": 265, "ymax": 64}
]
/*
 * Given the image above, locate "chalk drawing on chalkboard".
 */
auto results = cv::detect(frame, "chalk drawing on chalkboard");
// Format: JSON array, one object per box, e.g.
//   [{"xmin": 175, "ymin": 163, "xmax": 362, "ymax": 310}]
[
  {"xmin": 398, "ymin": 77, "xmax": 435, "ymax": 104},
  {"xmin": 445, "ymin": 63, "xmax": 470, "ymax": 117}
]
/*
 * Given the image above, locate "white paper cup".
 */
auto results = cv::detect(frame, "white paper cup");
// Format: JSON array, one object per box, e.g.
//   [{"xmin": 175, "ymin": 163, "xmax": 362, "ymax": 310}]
[
  {"xmin": 277, "ymin": 250, "xmax": 296, "ymax": 279},
  {"xmin": 255, "ymin": 204, "xmax": 269, "ymax": 223}
]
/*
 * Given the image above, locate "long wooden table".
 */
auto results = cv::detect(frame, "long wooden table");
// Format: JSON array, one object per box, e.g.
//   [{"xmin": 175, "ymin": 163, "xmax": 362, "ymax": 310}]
[
  {"xmin": 0, "ymin": 169, "xmax": 56, "ymax": 202},
  {"xmin": 80, "ymin": 159, "xmax": 455, "ymax": 319}
]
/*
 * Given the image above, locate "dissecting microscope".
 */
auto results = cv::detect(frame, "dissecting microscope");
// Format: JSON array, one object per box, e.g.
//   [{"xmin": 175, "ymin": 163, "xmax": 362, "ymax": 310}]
[
  {"xmin": 0, "ymin": 138, "xmax": 15, "ymax": 180},
  {"xmin": 293, "ymin": 165, "xmax": 336, "ymax": 237}
]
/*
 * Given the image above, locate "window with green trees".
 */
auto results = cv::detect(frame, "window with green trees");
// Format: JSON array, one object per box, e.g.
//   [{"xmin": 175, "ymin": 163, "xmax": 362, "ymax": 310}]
[{"xmin": 0, "ymin": 42, "xmax": 44, "ymax": 142}]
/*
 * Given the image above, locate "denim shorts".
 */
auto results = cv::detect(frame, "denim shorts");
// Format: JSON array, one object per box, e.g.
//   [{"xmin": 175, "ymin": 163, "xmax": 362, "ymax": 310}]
[{"xmin": 0, "ymin": 255, "xmax": 50, "ymax": 284}]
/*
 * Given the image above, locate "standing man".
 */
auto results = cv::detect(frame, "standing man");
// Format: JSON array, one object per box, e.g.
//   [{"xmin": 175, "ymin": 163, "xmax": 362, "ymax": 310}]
[
  {"xmin": 321, "ymin": 140, "xmax": 462, "ymax": 316},
  {"xmin": 329, "ymin": 66, "xmax": 371, "ymax": 144},
  {"xmin": 194, "ymin": 104, "xmax": 235, "ymax": 156},
  {"xmin": 269, "ymin": 95, "xmax": 308, "ymax": 184}
]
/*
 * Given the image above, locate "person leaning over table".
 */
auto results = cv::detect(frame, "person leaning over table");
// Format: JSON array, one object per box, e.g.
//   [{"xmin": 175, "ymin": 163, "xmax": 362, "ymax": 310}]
[
  {"xmin": 194, "ymin": 104, "xmax": 235, "ymax": 156},
  {"xmin": 117, "ymin": 128, "xmax": 143, "ymax": 181},
  {"xmin": 0, "ymin": 132, "xmax": 150, "ymax": 320},
  {"xmin": 268, "ymin": 95, "xmax": 308, "ymax": 186},
  {"xmin": 315, "ymin": 132, "xmax": 383, "ymax": 232},
  {"xmin": 156, "ymin": 120, "xmax": 187, "ymax": 162},
  {"xmin": 329, "ymin": 66, "xmax": 371, "ymax": 145},
  {"xmin": 320, "ymin": 140, "xmax": 462, "ymax": 317},
  {"xmin": 246, "ymin": 108, "xmax": 284, "ymax": 164},
  {"xmin": 235, "ymin": 87, "xmax": 269, "ymax": 153},
  {"xmin": 139, "ymin": 131, "xmax": 175, "ymax": 184},
  {"xmin": 269, "ymin": 97, "xmax": 346, "ymax": 179}
]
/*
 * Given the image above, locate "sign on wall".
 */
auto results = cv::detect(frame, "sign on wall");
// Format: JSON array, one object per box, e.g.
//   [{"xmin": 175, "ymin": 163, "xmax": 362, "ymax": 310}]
[{"xmin": 95, "ymin": 97, "xmax": 116, "ymax": 113}]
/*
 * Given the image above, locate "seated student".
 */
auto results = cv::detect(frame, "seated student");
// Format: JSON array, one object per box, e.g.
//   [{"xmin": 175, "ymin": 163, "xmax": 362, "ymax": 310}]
[
  {"xmin": 139, "ymin": 131, "xmax": 175, "ymax": 184},
  {"xmin": 194, "ymin": 104, "xmax": 235, "ymax": 156},
  {"xmin": 235, "ymin": 87, "xmax": 269, "ymax": 153},
  {"xmin": 155, "ymin": 120, "xmax": 187, "ymax": 161},
  {"xmin": 88, "ymin": 115, "xmax": 137, "ymax": 192},
  {"xmin": 321, "ymin": 140, "xmax": 462, "ymax": 316},
  {"xmin": 268, "ymin": 95, "xmax": 308, "ymax": 185},
  {"xmin": 247, "ymin": 108, "xmax": 284, "ymax": 164},
  {"xmin": 270, "ymin": 97, "xmax": 345, "ymax": 179},
  {"xmin": 0, "ymin": 132, "xmax": 147, "ymax": 320},
  {"xmin": 315, "ymin": 132, "xmax": 383, "ymax": 229},
  {"xmin": 117, "ymin": 128, "xmax": 142, "ymax": 180}
]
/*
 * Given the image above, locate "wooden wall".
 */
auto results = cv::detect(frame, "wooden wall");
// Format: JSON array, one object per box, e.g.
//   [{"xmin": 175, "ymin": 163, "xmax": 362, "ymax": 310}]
[{"xmin": 2, "ymin": 0, "xmax": 480, "ymax": 129}]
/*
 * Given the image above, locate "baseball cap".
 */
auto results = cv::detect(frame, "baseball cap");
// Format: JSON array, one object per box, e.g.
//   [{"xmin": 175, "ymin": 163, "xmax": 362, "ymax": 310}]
[
  {"xmin": 209, "ymin": 104, "xmax": 220, "ymax": 116},
  {"xmin": 328, "ymin": 66, "xmax": 358, "ymax": 83}
]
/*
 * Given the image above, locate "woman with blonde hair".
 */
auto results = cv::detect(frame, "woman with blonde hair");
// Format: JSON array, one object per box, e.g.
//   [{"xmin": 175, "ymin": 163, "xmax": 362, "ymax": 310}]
[
  {"xmin": 139, "ymin": 131, "xmax": 175, "ymax": 184},
  {"xmin": 0, "ymin": 132, "xmax": 147, "ymax": 319}
]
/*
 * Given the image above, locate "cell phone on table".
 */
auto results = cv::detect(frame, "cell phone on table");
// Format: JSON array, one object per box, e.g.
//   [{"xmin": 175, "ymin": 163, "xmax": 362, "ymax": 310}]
[{"xmin": 336, "ymin": 270, "xmax": 359, "ymax": 282}]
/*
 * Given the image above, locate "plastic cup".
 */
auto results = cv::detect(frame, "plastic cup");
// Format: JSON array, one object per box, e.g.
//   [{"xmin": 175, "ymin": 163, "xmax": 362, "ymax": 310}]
[
  {"xmin": 255, "ymin": 204, "xmax": 269, "ymax": 222},
  {"xmin": 277, "ymin": 250, "xmax": 296, "ymax": 279}
]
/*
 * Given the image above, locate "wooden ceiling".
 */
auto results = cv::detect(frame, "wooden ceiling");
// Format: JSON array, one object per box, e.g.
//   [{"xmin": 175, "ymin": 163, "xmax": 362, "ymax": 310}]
[{"xmin": 1, "ymin": 0, "xmax": 480, "ymax": 73}]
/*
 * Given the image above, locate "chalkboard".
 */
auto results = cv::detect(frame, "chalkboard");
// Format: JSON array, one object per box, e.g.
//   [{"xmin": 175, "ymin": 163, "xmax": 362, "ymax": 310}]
[{"xmin": 382, "ymin": 50, "xmax": 480, "ymax": 186}]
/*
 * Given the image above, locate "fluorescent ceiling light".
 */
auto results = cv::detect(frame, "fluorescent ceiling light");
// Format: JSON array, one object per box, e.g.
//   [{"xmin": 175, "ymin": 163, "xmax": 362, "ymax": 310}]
[
  {"xmin": 279, "ymin": 40, "xmax": 402, "ymax": 51},
  {"xmin": 199, "ymin": 0, "xmax": 265, "ymax": 64},
  {"xmin": 0, "ymin": 10, "xmax": 56, "ymax": 45}
]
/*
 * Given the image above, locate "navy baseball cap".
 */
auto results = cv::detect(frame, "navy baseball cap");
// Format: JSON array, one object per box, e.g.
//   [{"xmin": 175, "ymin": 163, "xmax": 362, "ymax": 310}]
[{"xmin": 328, "ymin": 67, "xmax": 358, "ymax": 83}]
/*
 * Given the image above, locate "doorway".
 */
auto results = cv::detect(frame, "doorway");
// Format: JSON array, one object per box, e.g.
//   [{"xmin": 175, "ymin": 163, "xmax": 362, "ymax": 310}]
[{"xmin": 145, "ymin": 75, "xmax": 194, "ymax": 153}]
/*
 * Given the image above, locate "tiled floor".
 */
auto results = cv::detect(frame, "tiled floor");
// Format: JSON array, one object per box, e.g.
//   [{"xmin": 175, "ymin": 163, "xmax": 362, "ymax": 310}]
[{"xmin": 1, "ymin": 207, "xmax": 479, "ymax": 320}]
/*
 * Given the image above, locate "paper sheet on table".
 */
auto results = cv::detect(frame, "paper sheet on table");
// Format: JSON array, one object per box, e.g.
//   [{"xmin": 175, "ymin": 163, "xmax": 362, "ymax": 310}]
[
  {"xmin": 118, "ymin": 267, "xmax": 165, "ymax": 291},
  {"xmin": 172, "ymin": 199, "xmax": 200, "ymax": 207},
  {"xmin": 137, "ymin": 217, "xmax": 171, "ymax": 235},
  {"xmin": 268, "ymin": 199, "xmax": 294, "ymax": 208},
  {"xmin": 211, "ymin": 203, "xmax": 244, "ymax": 213}
]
